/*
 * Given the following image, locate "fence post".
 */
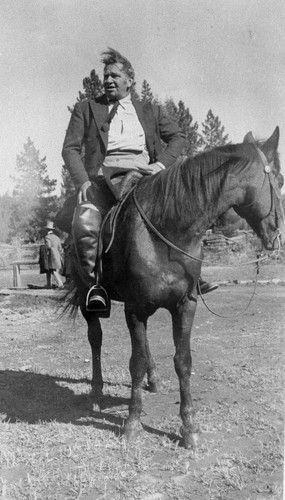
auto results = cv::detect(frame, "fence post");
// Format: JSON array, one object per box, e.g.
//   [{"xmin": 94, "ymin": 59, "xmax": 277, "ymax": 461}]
[{"xmin": 13, "ymin": 264, "xmax": 22, "ymax": 288}]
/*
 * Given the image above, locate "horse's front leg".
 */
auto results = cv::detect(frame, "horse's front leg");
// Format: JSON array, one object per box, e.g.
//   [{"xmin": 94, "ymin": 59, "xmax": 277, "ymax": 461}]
[
  {"xmin": 171, "ymin": 295, "xmax": 199, "ymax": 449},
  {"xmin": 145, "ymin": 337, "xmax": 158, "ymax": 393},
  {"xmin": 81, "ymin": 308, "xmax": 104, "ymax": 411},
  {"xmin": 124, "ymin": 306, "xmax": 149, "ymax": 441}
]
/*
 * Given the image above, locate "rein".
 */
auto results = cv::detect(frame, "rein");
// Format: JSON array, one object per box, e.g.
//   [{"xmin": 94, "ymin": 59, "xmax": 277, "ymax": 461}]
[
  {"xmin": 133, "ymin": 187, "xmax": 269, "ymax": 319},
  {"xmin": 132, "ymin": 143, "xmax": 282, "ymax": 318},
  {"xmin": 197, "ymin": 260, "xmax": 259, "ymax": 318},
  {"xmin": 133, "ymin": 140, "xmax": 282, "ymax": 269},
  {"xmin": 133, "ymin": 187, "xmax": 270, "ymax": 268}
]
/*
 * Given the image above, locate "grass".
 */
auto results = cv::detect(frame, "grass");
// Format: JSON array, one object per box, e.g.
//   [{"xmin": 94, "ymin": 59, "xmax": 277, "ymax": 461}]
[
  {"xmin": 0, "ymin": 282, "xmax": 284, "ymax": 499},
  {"xmin": 0, "ymin": 420, "xmax": 197, "ymax": 499}
]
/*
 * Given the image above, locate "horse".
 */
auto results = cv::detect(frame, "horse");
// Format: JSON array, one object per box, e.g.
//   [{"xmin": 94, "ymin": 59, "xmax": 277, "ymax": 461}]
[{"xmin": 70, "ymin": 127, "xmax": 284, "ymax": 449}]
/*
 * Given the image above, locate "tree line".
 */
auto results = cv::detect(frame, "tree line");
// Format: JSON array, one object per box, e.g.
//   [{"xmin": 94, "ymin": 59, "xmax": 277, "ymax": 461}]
[{"xmin": 1, "ymin": 71, "xmax": 246, "ymax": 243}]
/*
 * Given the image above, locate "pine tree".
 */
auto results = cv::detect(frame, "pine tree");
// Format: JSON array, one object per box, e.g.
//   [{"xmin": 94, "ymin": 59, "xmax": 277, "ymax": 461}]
[
  {"xmin": 141, "ymin": 80, "xmax": 154, "ymax": 103},
  {"xmin": 163, "ymin": 97, "xmax": 179, "ymax": 122},
  {"xmin": 67, "ymin": 69, "xmax": 104, "ymax": 113},
  {"xmin": 79, "ymin": 69, "xmax": 104, "ymax": 101},
  {"xmin": 163, "ymin": 98, "xmax": 201, "ymax": 156},
  {"xmin": 177, "ymin": 100, "xmax": 201, "ymax": 156},
  {"xmin": 200, "ymin": 109, "xmax": 229, "ymax": 151},
  {"xmin": 9, "ymin": 138, "xmax": 59, "ymax": 242}
]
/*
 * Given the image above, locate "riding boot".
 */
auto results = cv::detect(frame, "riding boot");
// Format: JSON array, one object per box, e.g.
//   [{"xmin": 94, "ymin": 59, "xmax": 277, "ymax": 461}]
[
  {"xmin": 197, "ymin": 278, "xmax": 219, "ymax": 295},
  {"xmin": 72, "ymin": 202, "xmax": 110, "ymax": 316}
]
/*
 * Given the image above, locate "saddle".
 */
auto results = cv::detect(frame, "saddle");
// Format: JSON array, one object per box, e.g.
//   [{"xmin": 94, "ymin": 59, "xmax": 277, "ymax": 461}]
[
  {"xmin": 96, "ymin": 170, "xmax": 145, "ymax": 283},
  {"xmin": 55, "ymin": 170, "xmax": 145, "ymax": 317}
]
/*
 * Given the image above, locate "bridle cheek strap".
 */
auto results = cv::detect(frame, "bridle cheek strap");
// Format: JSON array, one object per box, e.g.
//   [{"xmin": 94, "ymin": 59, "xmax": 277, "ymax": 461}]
[
  {"xmin": 256, "ymin": 146, "xmax": 284, "ymax": 227},
  {"xmin": 268, "ymin": 171, "xmax": 284, "ymax": 228}
]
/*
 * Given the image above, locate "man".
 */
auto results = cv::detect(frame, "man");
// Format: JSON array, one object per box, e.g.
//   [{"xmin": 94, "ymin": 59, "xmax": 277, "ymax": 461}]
[
  {"xmin": 41, "ymin": 221, "xmax": 64, "ymax": 289},
  {"xmin": 62, "ymin": 48, "xmax": 217, "ymax": 313}
]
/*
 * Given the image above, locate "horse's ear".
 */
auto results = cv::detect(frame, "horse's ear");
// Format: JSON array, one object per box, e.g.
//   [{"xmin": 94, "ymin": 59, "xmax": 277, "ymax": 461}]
[
  {"xmin": 261, "ymin": 126, "xmax": 280, "ymax": 162},
  {"xmin": 243, "ymin": 131, "xmax": 255, "ymax": 143}
]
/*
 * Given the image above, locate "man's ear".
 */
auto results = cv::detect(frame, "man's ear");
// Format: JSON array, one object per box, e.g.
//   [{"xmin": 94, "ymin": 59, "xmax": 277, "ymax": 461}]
[{"xmin": 127, "ymin": 76, "xmax": 134, "ymax": 90}]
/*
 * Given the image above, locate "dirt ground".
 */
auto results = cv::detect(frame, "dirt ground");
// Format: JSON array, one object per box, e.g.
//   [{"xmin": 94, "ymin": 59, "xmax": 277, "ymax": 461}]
[{"xmin": 0, "ymin": 263, "xmax": 284, "ymax": 499}]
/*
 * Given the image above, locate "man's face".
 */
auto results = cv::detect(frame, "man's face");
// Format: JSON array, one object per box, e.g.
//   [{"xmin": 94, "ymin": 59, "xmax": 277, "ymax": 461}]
[{"xmin": 103, "ymin": 63, "xmax": 133, "ymax": 101}]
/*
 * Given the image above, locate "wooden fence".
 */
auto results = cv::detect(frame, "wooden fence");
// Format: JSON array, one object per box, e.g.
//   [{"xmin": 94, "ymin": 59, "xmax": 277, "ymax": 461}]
[{"xmin": 0, "ymin": 243, "xmax": 40, "ymax": 288}]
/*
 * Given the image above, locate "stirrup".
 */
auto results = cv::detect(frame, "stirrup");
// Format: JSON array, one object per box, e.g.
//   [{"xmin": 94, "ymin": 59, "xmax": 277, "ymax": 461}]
[{"xmin": 86, "ymin": 284, "xmax": 111, "ymax": 317}]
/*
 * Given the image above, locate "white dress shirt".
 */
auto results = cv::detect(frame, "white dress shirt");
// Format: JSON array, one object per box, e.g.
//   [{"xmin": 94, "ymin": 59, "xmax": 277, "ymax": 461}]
[{"xmin": 107, "ymin": 95, "xmax": 147, "ymax": 153}]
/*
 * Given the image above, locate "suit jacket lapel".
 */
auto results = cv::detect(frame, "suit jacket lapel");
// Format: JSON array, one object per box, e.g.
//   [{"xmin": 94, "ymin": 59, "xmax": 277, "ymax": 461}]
[
  {"xmin": 132, "ymin": 97, "xmax": 153, "ymax": 155},
  {"xmin": 89, "ymin": 96, "xmax": 109, "ymax": 150},
  {"xmin": 89, "ymin": 94, "xmax": 153, "ymax": 155},
  {"xmin": 131, "ymin": 97, "xmax": 146, "ymax": 130}
]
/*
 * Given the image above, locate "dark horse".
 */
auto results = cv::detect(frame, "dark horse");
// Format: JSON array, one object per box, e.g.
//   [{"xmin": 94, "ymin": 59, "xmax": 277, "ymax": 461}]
[{"xmin": 71, "ymin": 127, "xmax": 284, "ymax": 448}]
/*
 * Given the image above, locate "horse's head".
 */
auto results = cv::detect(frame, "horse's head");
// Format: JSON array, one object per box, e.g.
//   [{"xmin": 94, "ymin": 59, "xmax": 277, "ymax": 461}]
[{"xmin": 235, "ymin": 127, "xmax": 285, "ymax": 251}]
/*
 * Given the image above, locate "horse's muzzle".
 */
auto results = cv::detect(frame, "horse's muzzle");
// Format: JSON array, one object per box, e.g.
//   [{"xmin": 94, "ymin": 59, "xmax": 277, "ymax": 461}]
[{"xmin": 263, "ymin": 228, "xmax": 284, "ymax": 251}]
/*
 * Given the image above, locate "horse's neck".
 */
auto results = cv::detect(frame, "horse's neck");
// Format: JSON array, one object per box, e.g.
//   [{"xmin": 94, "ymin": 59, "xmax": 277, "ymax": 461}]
[
  {"xmin": 217, "ymin": 172, "xmax": 246, "ymax": 213},
  {"xmin": 139, "ymin": 164, "xmax": 246, "ymax": 244},
  {"xmin": 188, "ymin": 172, "xmax": 244, "ymax": 239}
]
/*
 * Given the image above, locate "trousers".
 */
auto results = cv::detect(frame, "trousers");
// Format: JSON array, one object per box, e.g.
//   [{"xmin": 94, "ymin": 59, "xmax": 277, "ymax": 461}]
[{"xmin": 72, "ymin": 153, "xmax": 150, "ymax": 287}]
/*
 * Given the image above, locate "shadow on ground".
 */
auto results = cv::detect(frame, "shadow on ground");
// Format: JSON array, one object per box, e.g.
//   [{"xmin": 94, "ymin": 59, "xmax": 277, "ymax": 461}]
[
  {"xmin": 0, "ymin": 370, "xmax": 125, "ymax": 427},
  {"xmin": 0, "ymin": 369, "xmax": 182, "ymax": 444}
]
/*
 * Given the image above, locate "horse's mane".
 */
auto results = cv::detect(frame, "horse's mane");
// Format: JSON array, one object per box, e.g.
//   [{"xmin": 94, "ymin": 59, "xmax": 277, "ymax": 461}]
[{"xmin": 137, "ymin": 141, "xmax": 279, "ymax": 232}]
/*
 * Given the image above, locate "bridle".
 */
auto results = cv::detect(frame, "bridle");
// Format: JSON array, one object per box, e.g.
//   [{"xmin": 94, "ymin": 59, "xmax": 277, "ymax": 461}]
[
  {"xmin": 258, "ymin": 153, "xmax": 284, "ymax": 229},
  {"xmin": 133, "ymin": 186, "xmax": 279, "ymax": 268},
  {"xmin": 131, "ymin": 140, "xmax": 283, "ymax": 318},
  {"xmin": 246, "ymin": 134, "xmax": 284, "ymax": 249}
]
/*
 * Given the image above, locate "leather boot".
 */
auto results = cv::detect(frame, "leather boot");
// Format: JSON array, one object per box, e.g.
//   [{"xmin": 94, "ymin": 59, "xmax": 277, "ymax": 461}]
[
  {"xmin": 72, "ymin": 202, "xmax": 110, "ymax": 316},
  {"xmin": 197, "ymin": 278, "xmax": 219, "ymax": 295}
]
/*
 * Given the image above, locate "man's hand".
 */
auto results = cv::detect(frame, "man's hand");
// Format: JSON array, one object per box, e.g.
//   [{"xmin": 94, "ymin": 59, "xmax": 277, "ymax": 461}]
[
  {"xmin": 137, "ymin": 162, "xmax": 165, "ymax": 176},
  {"xmin": 78, "ymin": 180, "xmax": 92, "ymax": 204},
  {"xmin": 149, "ymin": 162, "xmax": 165, "ymax": 175}
]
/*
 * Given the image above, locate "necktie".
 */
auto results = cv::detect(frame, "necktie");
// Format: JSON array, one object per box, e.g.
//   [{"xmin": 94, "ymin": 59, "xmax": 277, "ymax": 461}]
[{"xmin": 101, "ymin": 101, "xmax": 119, "ymax": 132}]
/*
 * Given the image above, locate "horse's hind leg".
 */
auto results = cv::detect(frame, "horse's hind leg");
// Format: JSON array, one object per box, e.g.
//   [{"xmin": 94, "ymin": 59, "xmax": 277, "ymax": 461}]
[
  {"xmin": 171, "ymin": 296, "xmax": 199, "ymax": 449},
  {"xmin": 124, "ymin": 307, "xmax": 149, "ymax": 440}
]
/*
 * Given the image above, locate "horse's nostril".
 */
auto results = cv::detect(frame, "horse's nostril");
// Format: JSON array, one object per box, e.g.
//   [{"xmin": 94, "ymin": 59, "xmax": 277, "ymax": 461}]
[{"xmin": 265, "ymin": 241, "xmax": 274, "ymax": 251}]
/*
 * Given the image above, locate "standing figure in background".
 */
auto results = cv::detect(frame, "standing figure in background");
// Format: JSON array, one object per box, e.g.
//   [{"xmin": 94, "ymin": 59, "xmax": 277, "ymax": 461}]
[{"xmin": 40, "ymin": 221, "xmax": 64, "ymax": 289}]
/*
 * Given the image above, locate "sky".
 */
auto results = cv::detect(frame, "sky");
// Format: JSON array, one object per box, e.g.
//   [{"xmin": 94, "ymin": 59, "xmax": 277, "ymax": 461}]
[{"xmin": 0, "ymin": 0, "xmax": 284, "ymax": 195}]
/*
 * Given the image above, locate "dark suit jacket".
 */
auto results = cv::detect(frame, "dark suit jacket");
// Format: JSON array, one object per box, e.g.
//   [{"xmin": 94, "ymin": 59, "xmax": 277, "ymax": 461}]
[{"xmin": 62, "ymin": 94, "xmax": 185, "ymax": 190}]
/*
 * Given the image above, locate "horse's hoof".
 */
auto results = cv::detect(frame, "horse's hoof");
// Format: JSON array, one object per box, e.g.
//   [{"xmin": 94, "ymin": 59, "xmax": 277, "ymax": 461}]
[
  {"xmin": 180, "ymin": 426, "xmax": 200, "ymax": 449},
  {"xmin": 183, "ymin": 432, "xmax": 199, "ymax": 449},
  {"xmin": 91, "ymin": 402, "xmax": 102, "ymax": 412},
  {"xmin": 146, "ymin": 381, "xmax": 158, "ymax": 393},
  {"xmin": 89, "ymin": 388, "xmax": 104, "ymax": 413},
  {"xmin": 124, "ymin": 419, "xmax": 143, "ymax": 442}
]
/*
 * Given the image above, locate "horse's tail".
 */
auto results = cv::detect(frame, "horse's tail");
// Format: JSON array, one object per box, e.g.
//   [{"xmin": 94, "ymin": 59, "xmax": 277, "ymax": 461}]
[
  {"xmin": 58, "ymin": 244, "xmax": 82, "ymax": 319},
  {"xmin": 59, "ymin": 281, "xmax": 80, "ymax": 320}
]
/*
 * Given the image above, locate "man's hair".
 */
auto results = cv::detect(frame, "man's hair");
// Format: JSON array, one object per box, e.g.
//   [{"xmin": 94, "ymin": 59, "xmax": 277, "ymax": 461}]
[{"xmin": 101, "ymin": 48, "xmax": 135, "ymax": 81}]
